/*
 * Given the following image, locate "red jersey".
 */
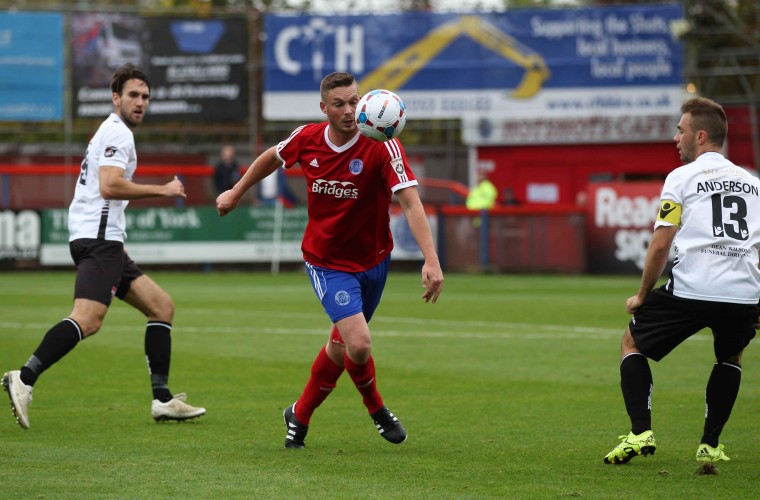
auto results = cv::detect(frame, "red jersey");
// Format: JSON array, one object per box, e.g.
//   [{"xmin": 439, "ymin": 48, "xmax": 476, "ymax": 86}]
[{"xmin": 275, "ymin": 122, "xmax": 418, "ymax": 272}]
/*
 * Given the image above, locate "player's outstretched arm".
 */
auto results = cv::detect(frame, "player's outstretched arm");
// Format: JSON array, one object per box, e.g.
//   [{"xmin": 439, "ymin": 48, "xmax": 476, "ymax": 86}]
[
  {"xmin": 217, "ymin": 146, "xmax": 281, "ymax": 216},
  {"xmin": 100, "ymin": 167, "xmax": 186, "ymax": 200},
  {"xmin": 396, "ymin": 186, "xmax": 444, "ymax": 303}
]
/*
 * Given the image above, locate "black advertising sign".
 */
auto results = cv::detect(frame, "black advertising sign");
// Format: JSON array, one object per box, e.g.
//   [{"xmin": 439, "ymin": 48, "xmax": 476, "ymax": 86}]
[{"xmin": 72, "ymin": 13, "xmax": 248, "ymax": 121}]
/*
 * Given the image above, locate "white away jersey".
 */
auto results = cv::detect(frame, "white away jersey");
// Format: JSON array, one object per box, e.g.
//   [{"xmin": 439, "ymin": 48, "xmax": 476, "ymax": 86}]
[
  {"xmin": 655, "ymin": 152, "xmax": 760, "ymax": 304},
  {"xmin": 68, "ymin": 113, "xmax": 136, "ymax": 242}
]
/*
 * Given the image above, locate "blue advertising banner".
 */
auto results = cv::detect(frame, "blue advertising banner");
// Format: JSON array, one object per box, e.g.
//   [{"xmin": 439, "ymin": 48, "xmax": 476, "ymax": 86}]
[
  {"xmin": 0, "ymin": 12, "xmax": 64, "ymax": 121},
  {"xmin": 264, "ymin": 4, "xmax": 683, "ymax": 120}
]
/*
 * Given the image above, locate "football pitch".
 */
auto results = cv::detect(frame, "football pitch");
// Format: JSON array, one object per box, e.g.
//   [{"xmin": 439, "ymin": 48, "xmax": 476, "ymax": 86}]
[{"xmin": 1, "ymin": 270, "xmax": 759, "ymax": 498}]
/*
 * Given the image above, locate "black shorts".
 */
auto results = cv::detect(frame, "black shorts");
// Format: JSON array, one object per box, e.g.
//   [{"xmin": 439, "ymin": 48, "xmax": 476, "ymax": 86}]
[
  {"xmin": 630, "ymin": 286, "xmax": 757, "ymax": 362},
  {"xmin": 69, "ymin": 239, "xmax": 143, "ymax": 306}
]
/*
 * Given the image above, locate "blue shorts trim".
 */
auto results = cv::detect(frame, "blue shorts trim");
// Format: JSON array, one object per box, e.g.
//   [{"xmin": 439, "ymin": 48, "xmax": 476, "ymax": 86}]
[{"xmin": 305, "ymin": 256, "xmax": 390, "ymax": 324}]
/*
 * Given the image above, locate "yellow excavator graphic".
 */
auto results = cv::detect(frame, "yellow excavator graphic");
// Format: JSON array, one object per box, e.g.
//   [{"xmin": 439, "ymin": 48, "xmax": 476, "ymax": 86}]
[{"xmin": 359, "ymin": 15, "xmax": 550, "ymax": 99}]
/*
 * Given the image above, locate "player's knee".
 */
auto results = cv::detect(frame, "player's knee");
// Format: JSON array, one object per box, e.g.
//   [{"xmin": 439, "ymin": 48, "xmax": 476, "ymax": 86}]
[
  {"xmin": 723, "ymin": 353, "xmax": 742, "ymax": 365},
  {"xmin": 325, "ymin": 342, "xmax": 345, "ymax": 365},
  {"xmin": 619, "ymin": 328, "xmax": 641, "ymax": 358},
  {"xmin": 150, "ymin": 294, "xmax": 175, "ymax": 322},
  {"xmin": 78, "ymin": 317, "xmax": 103, "ymax": 337},
  {"xmin": 621, "ymin": 328, "xmax": 636, "ymax": 348},
  {"xmin": 161, "ymin": 296, "xmax": 175, "ymax": 318},
  {"xmin": 346, "ymin": 341, "xmax": 371, "ymax": 364}
]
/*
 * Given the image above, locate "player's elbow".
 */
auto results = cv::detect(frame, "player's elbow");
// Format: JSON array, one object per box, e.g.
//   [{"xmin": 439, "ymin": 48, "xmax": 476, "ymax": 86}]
[
  {"xmin": 100, "ymin": 187, "xmax": 117, "ymax": 200},
  {"xmin": 100, "ymin": 182, "xmax": 124, "ymax": 200}
]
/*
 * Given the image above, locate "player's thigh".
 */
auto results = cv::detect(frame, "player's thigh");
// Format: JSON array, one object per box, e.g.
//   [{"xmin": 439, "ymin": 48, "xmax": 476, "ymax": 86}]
[
  {"xmin": 305, "ymin": 262, "xmax": 364, "ymax": 323},
  {"xmin": 358, "ymin": 256, "xmax": 390, "ymax": 323},
  {"xmin": 336, "ymin": 312, "xmax": 372, "ymax": 353},
  {"xmin": 69, "ymin": 298, "xmax": 109, "ymax": 337},
  {"xmin": 70, "ymin": 238, "xmax": 126, "ymax": 306},
  {"xmin": 709, "ymin": 302, "xmax": 757, "ymax": 361},
  {"xmin": 122, "ymin": 274, "xmax": 174, "ymax": 321},
  {"xmin": 629, "ymin": 288, "xmax": 706, "ymax": 361}
]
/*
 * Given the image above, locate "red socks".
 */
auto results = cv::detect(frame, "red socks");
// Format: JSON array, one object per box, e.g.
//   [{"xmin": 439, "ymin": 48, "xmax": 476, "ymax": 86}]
[
  {"xmin": 294, "ymin": 346, "xmax": 344, "ymax": 424},
  {"xmin": 344, "ymin": 354, "xmax": 384, "ymax": 414},
  {"xmin": 294, "ymin": 325, "xmax": 385, "ymax": 422}
]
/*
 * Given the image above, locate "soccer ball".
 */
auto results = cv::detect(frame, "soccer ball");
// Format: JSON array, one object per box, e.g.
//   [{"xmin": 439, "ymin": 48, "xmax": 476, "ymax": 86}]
[{"xmin": 355, "ymin": 89, "xmax": 407, "ymax": 142}]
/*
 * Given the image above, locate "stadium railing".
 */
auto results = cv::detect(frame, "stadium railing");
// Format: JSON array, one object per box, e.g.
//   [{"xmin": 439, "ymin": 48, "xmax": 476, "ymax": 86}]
[{"xmin": 1, "ymin": 163, "xmax": 586, "ymax": 273}]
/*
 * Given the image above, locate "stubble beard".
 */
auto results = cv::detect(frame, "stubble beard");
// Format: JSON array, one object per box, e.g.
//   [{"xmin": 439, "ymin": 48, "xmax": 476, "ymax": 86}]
[
  {"xmin": 118, "ymin": 105, "xmax": 143, "ymax": 129},
  {"xmin": 680, "ymin": 146, "xmax": 695, "ymax": 164}
]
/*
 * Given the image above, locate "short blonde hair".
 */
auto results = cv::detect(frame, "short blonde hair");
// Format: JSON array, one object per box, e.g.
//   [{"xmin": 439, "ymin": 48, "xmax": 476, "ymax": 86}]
[
  {"xmin": 319, "ymin": 72, "xmax": 357, "ymax": 102},
  {"xmin": 681, "ymin": 97, "xmax": 727, "ymax": 147}
]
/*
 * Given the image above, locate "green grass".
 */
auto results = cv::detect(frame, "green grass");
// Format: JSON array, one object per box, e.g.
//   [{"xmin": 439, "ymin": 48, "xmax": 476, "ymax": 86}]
[{"xmin": 1, "ymin": 270, "xmax": 759, "ymax": 498}]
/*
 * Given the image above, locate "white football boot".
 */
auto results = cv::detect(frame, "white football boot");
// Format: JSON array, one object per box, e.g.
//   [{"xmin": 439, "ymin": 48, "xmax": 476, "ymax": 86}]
[
  {"xmin": 151, "ymin": 393, "xmax": 205, "ymax": 422},
  {"xmin": 2, "ymin": 370, "xmax": 33, "ymax": 429}
]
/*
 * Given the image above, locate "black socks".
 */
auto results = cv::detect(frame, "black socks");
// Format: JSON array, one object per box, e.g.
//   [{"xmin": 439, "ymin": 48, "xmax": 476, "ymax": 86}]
[
  {"xmin": 20, "ymin": 318, "xmax": 82, "ymax": 386},
  {"xmin": 145, "ymin": 321, "xmax": 173, "ymax": 402},
  {"xmin": 18, "ymin": 318, "xmax": 176, "ymax": 404},
  {"xmin": 620, "ymin": 352, "xmax": 653, "ymax": 435},
  {"xmin": 702, "ymin": 361, "xmax": 741, "ymax": 447}
]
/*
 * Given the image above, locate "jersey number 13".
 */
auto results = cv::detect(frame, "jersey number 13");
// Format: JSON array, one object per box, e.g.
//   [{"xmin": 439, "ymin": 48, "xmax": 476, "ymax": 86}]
[{"xmin": 711, "ymin": 193, "xmax": 749, "ymax": 240}]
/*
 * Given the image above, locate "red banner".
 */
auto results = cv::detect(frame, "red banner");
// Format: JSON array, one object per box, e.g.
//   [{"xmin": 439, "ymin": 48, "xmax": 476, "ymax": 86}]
[{"xmin": 585, "ymin": 182, "xmax": 665, "ymax": 274}]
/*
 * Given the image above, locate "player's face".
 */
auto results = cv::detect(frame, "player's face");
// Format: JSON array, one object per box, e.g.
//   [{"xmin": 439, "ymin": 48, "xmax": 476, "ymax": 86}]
[
  {"xmin": 674, "ymin": 113, "xmax": 697, "ymax": 163},
  {"xmin": 113, "ymin": 78, "xmax": 150, "ymax": 128},
  {"xmin": 321, "ymin": 83, "xmax": 360, "ymax": 137}
]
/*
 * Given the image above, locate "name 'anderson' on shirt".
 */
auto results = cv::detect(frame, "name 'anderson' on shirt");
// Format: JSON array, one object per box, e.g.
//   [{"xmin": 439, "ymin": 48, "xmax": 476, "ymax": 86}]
[{"xmin": 696, "ymin": 181, "xmax": 759, "ymax": 195}]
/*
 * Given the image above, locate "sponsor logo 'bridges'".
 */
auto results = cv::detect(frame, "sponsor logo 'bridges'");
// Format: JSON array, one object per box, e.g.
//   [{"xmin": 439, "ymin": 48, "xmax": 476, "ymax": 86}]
[{"xmin": 311, "ymin": 179, "xmax": 359, "ymax": 199}]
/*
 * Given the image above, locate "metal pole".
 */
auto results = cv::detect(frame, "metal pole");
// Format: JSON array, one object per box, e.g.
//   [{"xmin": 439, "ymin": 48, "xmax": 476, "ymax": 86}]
[
  {"xmin": 64, "ymin": 10, "xmax": 74, "ymax": 207},
  {"xmin": 271, "ymin": 198, "xmax": 283, "ymax": 276}
]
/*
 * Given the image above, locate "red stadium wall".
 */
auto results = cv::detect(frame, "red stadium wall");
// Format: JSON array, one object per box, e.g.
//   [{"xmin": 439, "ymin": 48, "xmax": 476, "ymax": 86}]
[
  {"xmin": 476, "ymin": 142, "xmax": 681, "ymax": 206},
  {"xmin": 725, "ymin": 105, "xmax": 758, "ymax": 171},
  {"xmin": 477, "ymin": 105, "xmax": 758, "ymax": 208}
]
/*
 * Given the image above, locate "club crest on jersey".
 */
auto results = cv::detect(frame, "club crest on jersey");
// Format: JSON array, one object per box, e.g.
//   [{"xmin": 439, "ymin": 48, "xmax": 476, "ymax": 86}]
[
  {"xmin": 391, "ymin": 157, "xmax": 405, "ymax": 175},
  {"xmin": 104, "ymin": 146, "xmax": 117, "ymax": 158},
  {"xmin": 349, "ymin": 159, "xmax": 363, "ymax": 175}
]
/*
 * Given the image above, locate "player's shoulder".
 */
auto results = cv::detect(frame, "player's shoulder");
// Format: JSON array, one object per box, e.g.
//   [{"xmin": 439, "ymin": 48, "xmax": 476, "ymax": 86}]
[
  {"xmin": 667, "ymin": 153, "xmax": 716, "ymax": 180},
  {"xmin": 690, "ymin": 152, "xmax": 756, "ymax": 178},
  {"xmin": 97, "ymin": 113, "xmax": 133, "ymax": 141},
  {"xmin": 100, "ymin": 112, "xmax": 127, "ymax": 130},
  {"xmin": 298, "ymin": 122, "xmax": 328, "ymax": 138},
  {"xmin": 364, "ymin": 136, "xmax": 405, "ymax": 159},
  {"xmin": 281, "ymin": 122, "xmax": 326, "ymax": 146},
  {"xmin": 306, "ymin": 121, "xmax": 328, "ymax": 132}
]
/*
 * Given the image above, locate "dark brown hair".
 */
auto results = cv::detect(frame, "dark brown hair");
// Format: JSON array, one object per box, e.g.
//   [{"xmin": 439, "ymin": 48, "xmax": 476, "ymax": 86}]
[
  {"xmin": 681, "ymin": 96, "xmax": 727, "ymax": 147},
  {"xmin": 111, "ymin": 63, "xmax": 151, "ymax": 95},
  {"xmin": 319, "ymin": 72, "xmax": 356, "ymax": 101}
]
